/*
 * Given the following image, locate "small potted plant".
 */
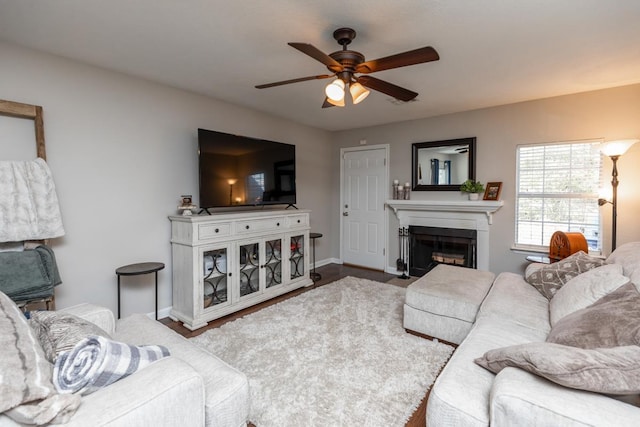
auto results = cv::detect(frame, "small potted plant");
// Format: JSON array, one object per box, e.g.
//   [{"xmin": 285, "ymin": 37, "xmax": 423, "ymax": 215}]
[{"xmin": 460, "ymin": 179, "xmax": 485, "ymax": 200}]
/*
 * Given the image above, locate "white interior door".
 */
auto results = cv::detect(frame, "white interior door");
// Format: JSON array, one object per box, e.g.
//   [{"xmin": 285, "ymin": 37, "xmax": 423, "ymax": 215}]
[{"xmin": 341, "ymin": 146, "xmax": 388, "ymax": 270}]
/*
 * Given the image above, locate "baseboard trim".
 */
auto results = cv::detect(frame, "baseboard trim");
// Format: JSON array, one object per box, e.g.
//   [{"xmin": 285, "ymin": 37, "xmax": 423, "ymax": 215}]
[
  {"xmin": 313, "ymin": 257, "xmax": 340, "ymax": 269},
  {"xmin": 148, "ymin": 306, "xmax": 172, "ymax": 320}
]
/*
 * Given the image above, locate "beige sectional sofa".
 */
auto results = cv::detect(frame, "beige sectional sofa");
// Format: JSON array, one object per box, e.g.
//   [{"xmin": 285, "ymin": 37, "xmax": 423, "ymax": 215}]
[
  {"xmin": 426, "ymin": 241, "xmax": 640, "ymax": 426},
  {"xmin": 0, "ymin": 301, "xmax": 249, "ymax": 426}
]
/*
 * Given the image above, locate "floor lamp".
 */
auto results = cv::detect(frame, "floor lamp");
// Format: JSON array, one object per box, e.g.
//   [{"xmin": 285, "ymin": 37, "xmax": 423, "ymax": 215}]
[
  {"xmin": 227, "ymin": 179, "xmax": 237, "ymax": 205},
  {"xmin": 598, "ymin": 139, "xmax": 638, "ymax": 251}
]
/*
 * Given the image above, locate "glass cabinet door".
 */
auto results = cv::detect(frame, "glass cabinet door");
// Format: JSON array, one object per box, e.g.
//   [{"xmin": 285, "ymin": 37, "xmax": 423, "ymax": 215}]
[
  {"xmin": 203, "ymin": 248, "xmax": 228, "ymax": 309},
  {"xmin": 289, "ymin": 235, "xmax": 305, "ymax": 279},
  {"xmin": 265, "ymin": 238, "xmax": 283, "ymax": 288},
  {"xmin": 239, "ymin": 242, "xmax": 260, "ymax": 298}
]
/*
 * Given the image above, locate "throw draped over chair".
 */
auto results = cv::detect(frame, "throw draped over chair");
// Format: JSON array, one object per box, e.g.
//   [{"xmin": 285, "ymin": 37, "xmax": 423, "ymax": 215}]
[{"xmin": 0, "ymin": 99, "xmax": 64, "ymax": 309}]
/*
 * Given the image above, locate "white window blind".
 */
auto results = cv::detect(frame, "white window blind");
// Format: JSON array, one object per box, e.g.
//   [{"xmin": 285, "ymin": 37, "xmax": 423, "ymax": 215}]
[{"xmin": 515, "ymin": 140, "xmax": 603, "ymax": 252}]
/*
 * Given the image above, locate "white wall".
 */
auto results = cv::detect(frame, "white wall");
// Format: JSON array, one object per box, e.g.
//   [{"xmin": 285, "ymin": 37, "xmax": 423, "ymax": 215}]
[
  {"xmin": 0, "ymin": 42, "xmax": 333, "ymax": 315},
  {"xmin": 3, "ymin": 41, "xmax": 639, "ymax": 314},
  {"xmin": 332, "ymin": 84, "xmax": 640, "ymax": 275}
]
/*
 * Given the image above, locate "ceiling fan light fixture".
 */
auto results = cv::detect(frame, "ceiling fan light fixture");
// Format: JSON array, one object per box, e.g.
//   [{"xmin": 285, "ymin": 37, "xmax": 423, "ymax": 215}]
[
  {"xmin": 325, "ymin": 79, "xmax": 345, "ymax": 101},
  {"xmin": 326, "ymin": 96, "xmax": 345, "ymax": 107},
  {"xmin": 349, "ymin": 82, "xmax": 370, "ymax": 104}
]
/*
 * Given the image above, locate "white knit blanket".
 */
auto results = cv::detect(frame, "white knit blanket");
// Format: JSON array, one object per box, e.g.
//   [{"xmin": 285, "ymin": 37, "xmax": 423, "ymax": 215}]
[{"xmin": 0, "ymin": 158, "xmax": 65, "ymax": 241}]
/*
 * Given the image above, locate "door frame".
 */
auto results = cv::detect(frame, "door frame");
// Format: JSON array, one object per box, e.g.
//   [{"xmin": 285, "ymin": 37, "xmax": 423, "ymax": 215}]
[{"xmin": 339, "ymin": 144, "xmax": 390, "ymax": 270}]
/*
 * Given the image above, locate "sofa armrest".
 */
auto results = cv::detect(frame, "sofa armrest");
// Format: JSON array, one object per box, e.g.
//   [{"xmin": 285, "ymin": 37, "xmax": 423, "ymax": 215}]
[
  {"xmin": 65, "ymin": 357, "xmax": 204, "ymax": 426},
  {"xmin": 491, "ymin": 368, "xmax": 640, "ymax": 426},
  {"xmin": 58, "ymin": 303, "xmax": 116, "ymax": 335}
]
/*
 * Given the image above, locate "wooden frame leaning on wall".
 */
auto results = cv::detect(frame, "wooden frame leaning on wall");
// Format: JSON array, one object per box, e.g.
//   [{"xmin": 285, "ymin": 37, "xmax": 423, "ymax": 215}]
[{"xmin": 0, "ymin": 99, "xmax": 46, "ymax": 160}]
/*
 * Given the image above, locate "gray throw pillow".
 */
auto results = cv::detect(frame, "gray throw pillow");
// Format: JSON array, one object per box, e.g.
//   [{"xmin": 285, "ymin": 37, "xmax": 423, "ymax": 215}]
[
  {"xmin": 547, "ymin": 282, "xmax": 640, "ymax": 349},
  {"xmin": 548, "ymin": 263, "xmax": 629, "ymax": 326},
  {"xmin": 525, "ymin": 251, "xmax": 605, "ymax": 299},
  {"xmin": 0, "ymin": 291, "xmax": 80, "ymax": 424},
  {"xmin": 475, "ymin": 342, "xmax": 640, "ymax": 395},
  {"xmin": 29, "ymin": 311, "xmax": 111, "ymax": 363}
]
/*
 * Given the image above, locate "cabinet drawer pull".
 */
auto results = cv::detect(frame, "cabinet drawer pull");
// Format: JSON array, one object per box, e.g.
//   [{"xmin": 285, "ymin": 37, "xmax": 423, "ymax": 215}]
[
  {"xmin": 297, "ymin": 219, "xmax": 301, "ymax": 223},
  {"xmin": 276, "ymin": 222, "xmax": 280, "ymax": 226},
  {"xmin": 245, "ymin": 225, "xmax": 250, "ymax": 230},
  {"xmin": 228, "ymin": 272, "xmax": 232, "ymax": 277},
  {"xmin": 215, "ymin": 228, "xmax": 219, "ymax": 233}
]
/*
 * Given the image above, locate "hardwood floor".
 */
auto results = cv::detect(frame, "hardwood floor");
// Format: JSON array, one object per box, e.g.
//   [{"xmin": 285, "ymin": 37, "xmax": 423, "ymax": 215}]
[
  {"xmin": 159, "ymin": 263, "xmax": 397, "ymax": 338},
  {"xmin": 159, "ymin": 263, "xmax": 430, "ymax": 427}
]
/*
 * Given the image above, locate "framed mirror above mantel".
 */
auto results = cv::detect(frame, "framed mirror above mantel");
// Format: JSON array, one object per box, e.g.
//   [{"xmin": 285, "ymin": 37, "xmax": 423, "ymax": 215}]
[{"xmin": 412, "ymin": 137, "xmax": 476, "ymax": 191}]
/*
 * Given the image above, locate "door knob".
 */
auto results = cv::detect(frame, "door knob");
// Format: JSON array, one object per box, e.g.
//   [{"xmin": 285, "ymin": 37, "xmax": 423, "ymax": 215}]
[{"xmin": 343, "ymin": 212, "xmax": 349, "ymax": 216}]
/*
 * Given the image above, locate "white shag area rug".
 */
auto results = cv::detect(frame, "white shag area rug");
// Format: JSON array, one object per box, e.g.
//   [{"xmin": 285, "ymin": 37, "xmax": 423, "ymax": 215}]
[{"xmin": 191, "ymin": 276, "xmax": 454, "ymax": 427}]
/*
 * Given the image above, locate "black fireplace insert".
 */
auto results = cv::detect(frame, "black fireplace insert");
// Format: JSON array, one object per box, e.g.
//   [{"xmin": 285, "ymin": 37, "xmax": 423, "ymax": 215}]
[{"xmin": 409, "ymin": 225, "xmax": 477, "ymax": 276}]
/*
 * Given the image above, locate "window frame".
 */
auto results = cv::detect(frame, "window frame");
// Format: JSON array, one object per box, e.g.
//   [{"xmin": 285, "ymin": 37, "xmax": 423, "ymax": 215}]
[{"xmin": 513, "ymin": 139, "xmax": 604, "ymax": 255}]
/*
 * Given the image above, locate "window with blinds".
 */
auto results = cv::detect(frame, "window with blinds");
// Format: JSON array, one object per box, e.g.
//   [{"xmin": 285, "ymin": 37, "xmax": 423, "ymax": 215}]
[
  {"xmin": 515, "ymin": 140, "xmax": 603, "ymax": 253},
  {"xmin": 246, "ymin": 173, "xmax": 265, "ymax": 204}
]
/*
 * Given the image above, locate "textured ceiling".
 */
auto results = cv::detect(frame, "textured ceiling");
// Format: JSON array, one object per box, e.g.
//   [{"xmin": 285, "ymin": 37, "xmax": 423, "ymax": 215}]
[{"xmin": 1, "ymin": 0, "xmax": 640, "ymax": 131}]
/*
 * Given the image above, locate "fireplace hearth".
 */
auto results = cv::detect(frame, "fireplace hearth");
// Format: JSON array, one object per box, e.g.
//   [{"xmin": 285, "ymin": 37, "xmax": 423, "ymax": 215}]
[{"xmin": 409, "ymin": 225, "xmax": 477, "ymax": 276}]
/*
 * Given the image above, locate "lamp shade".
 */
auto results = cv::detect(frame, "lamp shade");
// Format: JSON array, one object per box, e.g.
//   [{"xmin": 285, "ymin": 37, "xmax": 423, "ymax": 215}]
[
  {"xmin": 600, "ymin": 139, "xmax": 639, "ymax": 157},
  {"xmin": 325, "ymin": 79, "xmax": 345, "ymax": 101},
  {"xmin": 349, "ymin": 82, "xmax": 370, "ymax": 104},
  {"xmin": 326, "ymin": 96, "xmax": 345, "ymax": 107}
]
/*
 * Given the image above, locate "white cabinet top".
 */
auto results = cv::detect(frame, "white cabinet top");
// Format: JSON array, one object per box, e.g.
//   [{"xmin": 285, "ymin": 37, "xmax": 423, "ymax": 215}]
[{"xmin": 169, "ymin": 209, "xmax": 311, "ymax": 223}]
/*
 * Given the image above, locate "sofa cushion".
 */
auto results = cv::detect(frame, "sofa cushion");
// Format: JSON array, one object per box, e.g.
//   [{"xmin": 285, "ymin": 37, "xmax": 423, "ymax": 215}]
[
  {"xmin": 547, "ymin": 282, "xmax": 640, "ymax": 349},
  {"xmin": 29, "ymin": 311, "xmax": 111, "ymax": 362},
  {"xmin": 0, "ymin": 291, "xmax": 80, "ymax": 424},
  {"xmin": 427, "ymin": 300, "xmax": 549, "ymax": 427},
  {"xmin": 549, "ymin": 264, "xmax": 629, "ymax": 326},
  {"xmin": 491, "ymin": 367, "xmax": 640, "ymax": 427},
  {"xmin": 405, "ymin": 264, "xmax": 495, "ymax": 323},
  {"xmin": 606, "ymin": 241, "xmax": 640, "ymax": 285},
  {"xmin": 477, "ymin": 272, "xmax": 551, "ymax": 333},
  {"xmin": 475, "ymin": 342, "xmax": 640, "ymax": 395},
  {"xmin": 525, "ymin": 251, "xmax": 605, "ymax": 299},
  {"xmin": 115, "ymin": 314, "xmax": 250, "ymax": 427}
]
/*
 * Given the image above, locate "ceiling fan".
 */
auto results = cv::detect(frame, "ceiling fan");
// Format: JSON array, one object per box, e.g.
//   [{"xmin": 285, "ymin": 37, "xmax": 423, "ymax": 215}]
[{"xmin": 255, "ymin": 27, "xmax": 439, "ymax": 108}]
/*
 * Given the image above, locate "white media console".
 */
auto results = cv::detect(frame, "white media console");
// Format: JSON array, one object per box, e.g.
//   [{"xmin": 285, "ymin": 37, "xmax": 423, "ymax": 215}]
[{"xmin": 169, "ymin": 210, "xmax": 312, "ymax": 330}]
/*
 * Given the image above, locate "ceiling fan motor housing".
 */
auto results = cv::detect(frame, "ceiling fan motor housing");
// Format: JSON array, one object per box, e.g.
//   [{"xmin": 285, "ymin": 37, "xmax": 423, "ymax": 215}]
[
  {"xmin": 329, "ymin": 50, "xmax": 365, "ymax": 82},
  {"xmin": 333, "ymin": 27, "xmax": 357, "ymax": 47}
]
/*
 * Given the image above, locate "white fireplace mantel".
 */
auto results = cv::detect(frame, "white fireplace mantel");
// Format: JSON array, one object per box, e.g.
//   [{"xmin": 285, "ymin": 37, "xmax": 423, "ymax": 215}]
[
  {"xmin": 386, "ymin": 199, "xmax": 504, "ymax": 271},
  {"xmin": 386, "ymin": 199, "xmax": 504, "ymax": 224}
]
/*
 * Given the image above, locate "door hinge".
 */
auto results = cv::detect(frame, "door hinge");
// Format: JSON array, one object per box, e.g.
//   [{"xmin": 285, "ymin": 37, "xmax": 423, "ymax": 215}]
[{"xmin": 383, "ymin": 248, "xmax": 385, "ymax": 256}]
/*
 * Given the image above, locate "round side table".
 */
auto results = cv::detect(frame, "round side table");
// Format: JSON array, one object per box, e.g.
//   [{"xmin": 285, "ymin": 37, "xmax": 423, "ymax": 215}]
[
  {"xmin": 309, "ymin": 232, "xmax": 323, "ymax": 283},
  {"xmin": 525, "ymin": 255, "xmax": 552, "ymax": 264},
  {"xmin": 116, "ymin": 262, "xmax": 164, "ymax": 320}
]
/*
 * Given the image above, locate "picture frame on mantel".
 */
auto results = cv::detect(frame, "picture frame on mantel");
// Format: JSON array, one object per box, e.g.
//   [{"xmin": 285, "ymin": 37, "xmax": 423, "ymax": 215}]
[{"xmin": 483, "ymin": 182, "xmax": 503, "ymax": 200}]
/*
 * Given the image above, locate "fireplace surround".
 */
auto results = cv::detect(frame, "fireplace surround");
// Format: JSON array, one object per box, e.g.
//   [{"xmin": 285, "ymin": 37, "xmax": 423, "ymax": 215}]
[{"xmin": 387, "ymin": 199, "xmax": 503, "ymax": 273}]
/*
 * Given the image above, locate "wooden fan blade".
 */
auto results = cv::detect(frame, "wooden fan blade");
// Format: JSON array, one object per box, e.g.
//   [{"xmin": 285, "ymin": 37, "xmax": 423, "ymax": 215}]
[
  {"xmin": 255, "ymin": 74, "xmax": 334, "ymax": 89},
  {"xmin": 288, "ymin": 43, "xmax": 344, "ymax": 72},
  {"xmin": 355, "ymin": 46, "xmax": 439, "ymax": 74},
  {"xmin": 357, "ymin": 75, "xmax": 418, "ymax": 102}
]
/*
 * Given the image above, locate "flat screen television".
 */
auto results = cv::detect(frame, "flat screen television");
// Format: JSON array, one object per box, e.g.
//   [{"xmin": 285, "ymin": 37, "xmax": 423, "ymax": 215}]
[{"xmin": 198, "ymin": 128, "xmax": 296, "ymax": 210}]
